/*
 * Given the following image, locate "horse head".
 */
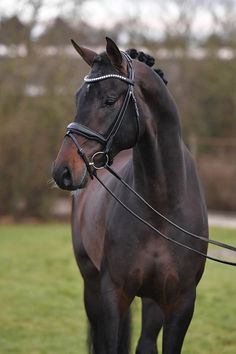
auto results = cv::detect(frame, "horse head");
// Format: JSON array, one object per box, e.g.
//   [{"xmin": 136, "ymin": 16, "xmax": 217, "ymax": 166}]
[{"xmin": 52, "ymin": 37, "xmax": 147, "ymax": 190}]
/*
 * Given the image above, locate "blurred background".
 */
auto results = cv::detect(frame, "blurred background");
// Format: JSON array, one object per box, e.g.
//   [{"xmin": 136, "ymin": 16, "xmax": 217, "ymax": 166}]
[
  {"xmin": 0, "ymin": 2, "xmax": 236, "ymax": 354},
  {"xmin": 0, "ymin": 0, "xmax": 236, "ymax": 221}
]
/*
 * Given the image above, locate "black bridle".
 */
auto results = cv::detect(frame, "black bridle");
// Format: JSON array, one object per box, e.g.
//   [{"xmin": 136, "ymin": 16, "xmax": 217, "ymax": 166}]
[
  {"xmin": 64, "ymin": 53, "xmax": 236, "ymax": 267},
  {"xmin": 65, "ymin": 52, "xmax": 140, "ymax": 178}
]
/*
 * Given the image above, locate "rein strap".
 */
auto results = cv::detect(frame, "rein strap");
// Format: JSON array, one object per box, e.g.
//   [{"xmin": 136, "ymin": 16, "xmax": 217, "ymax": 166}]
[{"xmin": 94, "ymin": 168, "xmax": 236, "ymax": 267}]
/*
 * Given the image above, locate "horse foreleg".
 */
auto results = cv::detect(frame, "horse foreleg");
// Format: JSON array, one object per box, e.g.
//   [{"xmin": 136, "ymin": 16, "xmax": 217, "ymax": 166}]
[
  {"xmin": 162, "ymin": 287, "xmax": 196, "ymax": 354},
  {"xmin": 118, "ymin": 309, "xmax": 131, "ymax": 354},
  {"xmin": 136, "ymin": 298, "xmax": 163, "ymax": 354},
  {"xmin": 84, "ymin": 283, "xmax": 106, "ymax": 354},
  {"xmin": 100, "ymin": 271, "xmax": 133, "ymax": 354}
]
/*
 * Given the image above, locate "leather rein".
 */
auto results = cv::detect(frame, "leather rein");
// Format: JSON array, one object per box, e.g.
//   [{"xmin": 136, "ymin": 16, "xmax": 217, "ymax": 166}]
[{"xmin": 64, "ymin": 53, "xmax": 236, "ymax": 267}]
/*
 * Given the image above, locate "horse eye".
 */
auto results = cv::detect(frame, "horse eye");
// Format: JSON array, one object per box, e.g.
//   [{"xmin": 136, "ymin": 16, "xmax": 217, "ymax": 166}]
[{"xmin": 105, "ymin": 97, "xmax": 117, "ymax": 106}]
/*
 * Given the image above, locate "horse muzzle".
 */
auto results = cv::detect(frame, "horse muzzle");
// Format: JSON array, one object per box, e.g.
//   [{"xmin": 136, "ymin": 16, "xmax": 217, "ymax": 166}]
[
  {"xmin": 52, "ymin": 161, "xmax": 89, "ymax": 190},
  {"xmin": 52, "ymin": 137, "xmax": 92, "ymax": 190}
]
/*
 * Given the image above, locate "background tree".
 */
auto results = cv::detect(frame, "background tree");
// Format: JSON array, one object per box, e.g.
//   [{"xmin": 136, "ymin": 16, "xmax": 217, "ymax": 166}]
[
  {"xmin": 0, "ymin": 15, "xmax": 30, "ymax": 45},
  {"xmin": 0, "ymin": 0, "xmax": 235, "ymax": 217},
  {"xmin": 206, "ymin": 0, "xmax": 236, "ymax": 48}
]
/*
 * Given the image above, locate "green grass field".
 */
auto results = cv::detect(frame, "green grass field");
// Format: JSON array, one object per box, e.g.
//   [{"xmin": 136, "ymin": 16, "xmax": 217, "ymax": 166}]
[{"xmin": 0, "ymin": 224, "xmax": 235, "ymax": 354}]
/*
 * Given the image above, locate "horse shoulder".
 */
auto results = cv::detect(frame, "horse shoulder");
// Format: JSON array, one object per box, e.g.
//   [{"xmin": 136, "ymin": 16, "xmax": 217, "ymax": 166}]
[{"xmin": 73, "ymin": 150, "xmax": 132, "ymax": 272}]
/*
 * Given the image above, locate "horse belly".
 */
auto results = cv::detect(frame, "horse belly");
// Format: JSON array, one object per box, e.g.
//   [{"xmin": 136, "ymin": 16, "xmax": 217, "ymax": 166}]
[
  {"xmin": 106, "ymin": 225, "xmax": 201, "ymax": 309},
  {"xmin": 103, "ymin": 221, "xmax": 180, "ymax": 303}
]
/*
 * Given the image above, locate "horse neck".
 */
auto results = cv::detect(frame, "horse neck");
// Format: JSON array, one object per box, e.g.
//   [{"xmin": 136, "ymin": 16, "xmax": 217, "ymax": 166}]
[{"xmin": 133, "ymin": 72, "xmax": 186, "ymax": 211}]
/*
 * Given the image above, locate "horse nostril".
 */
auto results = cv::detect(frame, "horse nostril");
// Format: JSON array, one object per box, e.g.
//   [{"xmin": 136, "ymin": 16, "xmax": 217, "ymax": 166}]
[{"xmin": 62, "ymin": 167, "xmax": 72, "ymax": 188}]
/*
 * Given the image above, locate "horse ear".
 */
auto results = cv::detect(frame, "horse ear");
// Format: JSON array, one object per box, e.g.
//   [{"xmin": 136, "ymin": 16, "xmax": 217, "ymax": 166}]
[
  {"xmin": 106, "ymin": 37, "xmax": 123, "ymax": 68},
  {"xmin": 71, "ymin": 39, "xmax": 96, "ymax": 67}
]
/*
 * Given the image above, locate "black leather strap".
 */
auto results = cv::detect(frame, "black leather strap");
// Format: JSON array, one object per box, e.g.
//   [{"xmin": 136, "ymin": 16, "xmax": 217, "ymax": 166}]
[
  {"xmin": 65, "ymin": 131, "xmax": 94, "ymax": 178},
  {"xmin": 67, "ymin": 122, "xmax": 106, "ymax": 144}
]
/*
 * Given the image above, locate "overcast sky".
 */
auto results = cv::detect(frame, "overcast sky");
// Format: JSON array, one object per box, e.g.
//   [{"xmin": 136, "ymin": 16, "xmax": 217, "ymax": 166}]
[{"xmin": 0, "ymin": 0, "xmax": 228, "ymax": 39}]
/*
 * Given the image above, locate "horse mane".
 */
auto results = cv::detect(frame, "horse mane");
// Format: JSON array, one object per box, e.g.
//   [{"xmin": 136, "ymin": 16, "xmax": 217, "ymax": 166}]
[{"xmin": 126, "ymin": 49, "xmax": 168, "ymax": 85}]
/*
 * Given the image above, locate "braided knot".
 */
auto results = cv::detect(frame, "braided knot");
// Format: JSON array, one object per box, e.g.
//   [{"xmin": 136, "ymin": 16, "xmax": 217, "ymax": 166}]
[{"xmin": 126, "ymin": 48, "xmax": 168, "ymax": 85}]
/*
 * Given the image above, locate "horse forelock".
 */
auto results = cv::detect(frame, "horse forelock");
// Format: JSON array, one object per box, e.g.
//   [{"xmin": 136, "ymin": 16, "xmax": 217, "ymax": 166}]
[{"xmin": 92, "ymin": 52, "xmax": 110, "ymax": 65}]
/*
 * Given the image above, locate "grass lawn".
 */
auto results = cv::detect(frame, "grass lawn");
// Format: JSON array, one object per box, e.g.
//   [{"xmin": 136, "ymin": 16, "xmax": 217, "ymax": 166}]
[{"xmin": 0, "ymin": 224, "xmax": 235, "ymax": 354}]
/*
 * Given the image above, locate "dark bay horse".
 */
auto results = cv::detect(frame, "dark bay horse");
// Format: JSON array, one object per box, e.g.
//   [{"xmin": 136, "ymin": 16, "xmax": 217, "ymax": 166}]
[{"xmin": 52, "ymin": 37, "xmax": 208, "ymax": 354}]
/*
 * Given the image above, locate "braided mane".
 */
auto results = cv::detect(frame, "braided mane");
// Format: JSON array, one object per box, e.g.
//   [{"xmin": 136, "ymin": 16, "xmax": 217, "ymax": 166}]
[{"xmin": 126, "ymin": 49, "xmax": 168, "ymax": 85}]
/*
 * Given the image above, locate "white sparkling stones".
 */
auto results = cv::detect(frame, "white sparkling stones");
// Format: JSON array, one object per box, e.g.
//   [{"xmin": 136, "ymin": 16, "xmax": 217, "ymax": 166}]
[{"xmin": 84, "ymin": 74, "xmax": 133, "ymax": 84}]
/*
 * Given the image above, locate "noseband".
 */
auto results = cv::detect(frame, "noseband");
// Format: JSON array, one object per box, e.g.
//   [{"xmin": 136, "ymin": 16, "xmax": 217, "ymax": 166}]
[{"xmin": 65, "ymin": 52, "xmax": 140, "ymax": 178}]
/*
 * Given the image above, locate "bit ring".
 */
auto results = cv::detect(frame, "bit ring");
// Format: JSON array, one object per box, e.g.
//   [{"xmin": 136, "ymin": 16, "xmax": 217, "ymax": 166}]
[{"xmin": 89, "ymin": 151, "xmax": 109, "ymax": 170}]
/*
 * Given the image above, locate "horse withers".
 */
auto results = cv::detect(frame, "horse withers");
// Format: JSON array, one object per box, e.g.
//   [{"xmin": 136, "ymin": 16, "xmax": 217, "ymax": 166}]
[{"xmin": 52, "ymin": 37, "xmax": 208, "ymax": 354}]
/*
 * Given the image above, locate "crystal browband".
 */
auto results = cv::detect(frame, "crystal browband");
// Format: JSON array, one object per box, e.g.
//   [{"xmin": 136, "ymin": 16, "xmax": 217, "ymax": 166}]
[{"xmin": 84, "ymin": 74, "xmax": 134, "ymax": 85}]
